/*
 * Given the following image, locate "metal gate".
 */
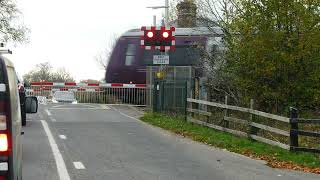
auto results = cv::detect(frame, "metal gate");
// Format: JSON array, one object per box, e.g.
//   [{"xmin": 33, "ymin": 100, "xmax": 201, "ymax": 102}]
[
  {"xmin": 26, "ymin": 82, "xmax": 147, "ymax": 106},
  {"xmin": 153, "ymin": 81, "xmax": 188, "ymax": 113}
]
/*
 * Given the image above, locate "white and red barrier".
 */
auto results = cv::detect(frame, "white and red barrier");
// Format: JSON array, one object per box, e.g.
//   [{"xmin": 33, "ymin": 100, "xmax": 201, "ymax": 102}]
[
  {"xmin": 26, "ymin": 82, "xmax": 147, "ymax": 105},
  {"xmin": 26, "ymin": 82, "xmax": 147, "ymax": 93},
  {"xmin": 30, "ymin": 82, "xmax": 146, "ymax": 88}
]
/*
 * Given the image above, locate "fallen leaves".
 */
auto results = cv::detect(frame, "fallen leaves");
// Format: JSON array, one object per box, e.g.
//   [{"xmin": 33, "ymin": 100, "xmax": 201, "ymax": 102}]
[
  {"xmin": 267, "ymin": 160, "xmax": 320, "ymax": 174},
  {"xmin": 241, "ymin": 150, "xmax": 320, "ymax": 174},
  {"xmin": 143, "ymin": 114, "xmax": 320, "ymax": 175}
]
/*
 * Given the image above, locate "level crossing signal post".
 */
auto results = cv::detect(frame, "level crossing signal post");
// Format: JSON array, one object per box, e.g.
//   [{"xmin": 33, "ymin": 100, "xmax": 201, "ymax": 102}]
[
  {"xmin": 140, "ymin": 26, "xmax": 175, "ymax": 80},
  {"xmin": 140, "ymin": 26, "xmax": 176, "ymax": 111}
]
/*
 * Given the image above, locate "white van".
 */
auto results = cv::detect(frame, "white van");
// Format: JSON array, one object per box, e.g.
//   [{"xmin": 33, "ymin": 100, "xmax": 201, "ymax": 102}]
[{"xmin": 0, "ymin": 55, "xmax": 38, "ymax": 180}]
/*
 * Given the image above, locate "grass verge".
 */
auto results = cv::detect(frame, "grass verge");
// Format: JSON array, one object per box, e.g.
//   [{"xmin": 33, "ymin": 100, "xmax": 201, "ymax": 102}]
[{"xmin": 141, "ymin": 112, "xmax": 320, "ymax": 174}]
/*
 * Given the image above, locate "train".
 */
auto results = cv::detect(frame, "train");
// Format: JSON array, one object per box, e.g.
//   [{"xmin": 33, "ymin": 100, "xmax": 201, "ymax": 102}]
[{"xmin": 105, "ymin": 27, "xmax": 224, "ymax": 84}]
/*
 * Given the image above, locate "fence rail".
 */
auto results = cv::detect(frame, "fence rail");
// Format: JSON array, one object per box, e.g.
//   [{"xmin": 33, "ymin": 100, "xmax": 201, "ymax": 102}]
[
  {"xmin": 187, "ymin": 98, "xmax": 320, "ymax": 153},
  {"xmin": 296, "ymin": 119, "xmax": 320, "ymax": 123},
  {"xmin": 187, "ymin": 98, "xmax": 290, "ymax": 123}
]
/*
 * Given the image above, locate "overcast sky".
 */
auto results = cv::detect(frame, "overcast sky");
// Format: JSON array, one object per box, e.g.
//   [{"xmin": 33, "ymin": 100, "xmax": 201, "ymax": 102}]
[{"xmin": 8, "ymin": 0, "xmax": 165, "ymax": 81}]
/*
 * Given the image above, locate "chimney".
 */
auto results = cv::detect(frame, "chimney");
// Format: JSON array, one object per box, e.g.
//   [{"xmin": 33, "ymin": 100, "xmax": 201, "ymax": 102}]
[{"xmin": 177, "ymin": 0, "xmax": 197, "ymax": 27}]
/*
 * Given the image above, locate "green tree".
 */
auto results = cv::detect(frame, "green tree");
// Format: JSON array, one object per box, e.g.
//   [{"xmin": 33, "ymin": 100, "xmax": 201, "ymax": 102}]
[
  {"xmin": 198, "ymin": 0, "xmax": 320, "ymax": 113},
  {"xmin": 0, "ymin": 0, "xmax": 29, "ymax": 43},
  {"xmin": 225, "ymin": 0, "xmax": 320, "ymax": 112}
]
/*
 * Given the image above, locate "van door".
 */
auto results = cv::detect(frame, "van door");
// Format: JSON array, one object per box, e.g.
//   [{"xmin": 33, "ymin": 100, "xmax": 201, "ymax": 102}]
[{"xmin": 6, "ymin": 65, "xmax": 22, "ymax": 179}]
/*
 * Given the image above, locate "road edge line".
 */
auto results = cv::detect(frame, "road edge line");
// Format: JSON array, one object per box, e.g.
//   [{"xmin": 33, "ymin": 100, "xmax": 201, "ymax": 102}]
[
  {"xmin": 40, "ymin": 120, "xmax": 71, "ymax": 180},
  {"xmin": 45, "ymin": 109, "xmax": 52, "ymax": 116},
  {"xmin": 109, "ymin": 106, "xmax": 140, "ymax": 121}
]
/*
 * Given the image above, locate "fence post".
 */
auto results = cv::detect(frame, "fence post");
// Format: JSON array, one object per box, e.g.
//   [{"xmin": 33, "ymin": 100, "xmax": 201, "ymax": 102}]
[
  {"xmin": 289, "ymin": 107, "xmax": 299, "ymax": 151},
  {"xmin": 153, "ymin": 82, "xmax": 159, "ymax": 112},
  {"xmin": 224, "ymin": 95, "xmax": 229, "ymax": 128},
  {"xmin": 184, "ymin": 81, "xmax": 188, "ymax": 121},
  {"xmin": 160, "ymin": 81, "xmax": 165, "ymax": 112},
  {"xmin": 248, "ymin": 99, "xmax": 258, "ymax": 138}
]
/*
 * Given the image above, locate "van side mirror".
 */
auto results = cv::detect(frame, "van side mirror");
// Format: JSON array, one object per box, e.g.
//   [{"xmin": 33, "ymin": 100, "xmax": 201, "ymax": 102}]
[{"xmin": 25, "ymin": 96, "xmax": 38, "ymax": 114}]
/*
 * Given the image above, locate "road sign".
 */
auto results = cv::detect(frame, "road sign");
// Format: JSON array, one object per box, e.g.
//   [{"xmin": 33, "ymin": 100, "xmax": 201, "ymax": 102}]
[{"xmin": 153, "ymin": 55, "xmax": 169, "ymax": 65}]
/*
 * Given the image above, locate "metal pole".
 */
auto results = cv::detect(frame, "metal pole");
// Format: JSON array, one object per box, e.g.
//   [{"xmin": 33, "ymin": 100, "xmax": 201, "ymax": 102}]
[
  {"xmin": 153, "ymin": 15, "xmax": 157, "ymax": 26},
  {"xmin": 163, "ymin": 0, "xmax": 169, "ymax": 83},
  {"xmin": 184, "ymin": 81, "xmax": 188, "ymax": 121},
  {"xmin": 165, "ymin": 0, "xmax": 169, "ymax": 26}
]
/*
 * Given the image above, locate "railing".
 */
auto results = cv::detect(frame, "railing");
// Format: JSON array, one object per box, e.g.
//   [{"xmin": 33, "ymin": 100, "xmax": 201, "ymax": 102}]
[
  {"xmin": 187, "ymin": 98, "xmax": 320, "ymax": 153},
  {"xmin": 26, "ymin": 82, "xmax": 148, "ymax": 106},
  {"xmin": 289, "ymin": 108, "xmax": 320, "ymax": 153}
]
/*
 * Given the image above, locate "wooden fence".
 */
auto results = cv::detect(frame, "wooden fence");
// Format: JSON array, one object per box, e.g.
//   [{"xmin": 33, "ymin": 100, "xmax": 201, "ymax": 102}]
[{"xmin": 187, "ymin": 98, "xmax": 320, "ymax": 153}]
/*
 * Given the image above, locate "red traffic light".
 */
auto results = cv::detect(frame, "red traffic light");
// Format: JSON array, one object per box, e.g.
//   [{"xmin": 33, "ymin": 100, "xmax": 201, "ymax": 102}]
[
  {"xmin": 162, "ymin": 31, "xmax": 169, "ymax": 38},
  {"xmin": 147, "ymin": 31, "xmax": 154, "ymax": 38},
  {"xmin": 141, "ymin": 26, "xmax": 175, "ymax": 51}
]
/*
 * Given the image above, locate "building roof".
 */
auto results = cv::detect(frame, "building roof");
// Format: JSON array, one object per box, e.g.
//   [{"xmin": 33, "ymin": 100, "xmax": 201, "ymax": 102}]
[{"xmin": 122, "ymin": 27, "xmax": 223, "ymax": 37}]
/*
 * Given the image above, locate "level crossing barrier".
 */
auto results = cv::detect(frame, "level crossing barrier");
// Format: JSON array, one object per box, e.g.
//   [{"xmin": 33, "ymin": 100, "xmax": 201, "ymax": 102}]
[{"xmin": 26, "ymin": 82, "xmax": 147, "ymax": 106}]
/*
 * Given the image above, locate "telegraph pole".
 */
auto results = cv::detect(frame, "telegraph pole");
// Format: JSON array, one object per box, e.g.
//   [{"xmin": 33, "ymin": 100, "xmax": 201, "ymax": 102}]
[{"xmin": 147, "ymin": 0, "xmax": 170, "ymax": 26}]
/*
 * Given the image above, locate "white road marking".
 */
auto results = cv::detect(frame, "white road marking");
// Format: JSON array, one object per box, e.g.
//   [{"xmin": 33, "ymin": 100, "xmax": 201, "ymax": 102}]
[
  {"xmin": 59, "ymin": 135, "xmax": 67, "ymax": 140},
  {"xmin": 40, "ymin": 120, "xmax": 71, "ymax": 180},
  {"xmin": 73, "ymin": 162, "xmax": 86, "ymax": 169},
  {"xmin": 51, "ymin": 104, "xmax": 111, "ymax": 110},
  {"xmin": 110, "ymin": 106, "xmax": 139, "ymax": 121},
  {"xmin": 45, "ymin": 109, "xmax": 52, "ymax": 116},
  {"xmin": 52, "ymin": 105, "xmax": 65, "ymax": 108},
  {"xmin": 51, "ymin": 108, "xmax": 109, "ymax": 110},
  {"xmin": 51, "ymin": 118, "xmax": 57, "ymax": 122},
  {"xmin": 106, "ymin": 104, "xmax": 144, "ymax": 107},
  {"xmin": 100, "ymin": 105, "xmax": 110, "ymax": 109},
  {"xmin": 52, "ymin": 104, "xmax": 96, "ymax": 108},
  {"xmin": 81, "ymin": 105, "xmax": 98, "ymax": 108}
]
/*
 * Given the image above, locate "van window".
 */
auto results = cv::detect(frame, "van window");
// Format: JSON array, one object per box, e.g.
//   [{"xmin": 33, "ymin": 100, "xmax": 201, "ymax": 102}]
[
  {"xmin": 125, "ymin": 44, "xmax": 136, "ymax": 66},
  {"xmin": 16, "ymin": 72, "xmax": 22, "ymax": 83},
  {"xmin": 7, "ymin": 66, "xmax": 21, "ymax": 123},
  {"xmin": 0, "ymin": 59, "xmax": 5, "ymax": 83}
]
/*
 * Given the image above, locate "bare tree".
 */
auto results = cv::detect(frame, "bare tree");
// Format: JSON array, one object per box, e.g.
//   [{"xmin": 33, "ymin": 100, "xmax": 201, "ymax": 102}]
[
  {"xmin": 95, "ymin": 34, "xmax": 119, "ymax": 70},
  {"xmin": 0, "ymin": 0, "xmax": 29, "ymax": 43},
  {"xmin": 51, "ymin": 68, "xmax": 75, "ymax": 82},
  {"xmin": 79, "ymin": 79, "xmax": 100, "ymax": 84},
  {"xmin": 23, "ymin": 62, "xmax": 75, "ymax": 83},
  {"xmin": 23, "ymin": 62, "xmax": 52, "ymax": 83},
  {"xmin": 196, "ymin": 0, "xmax": 241, "ymax": 104},
  {"xmin": 168, "ymin": 0, "xmax": 182, "ymax": 23}
]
